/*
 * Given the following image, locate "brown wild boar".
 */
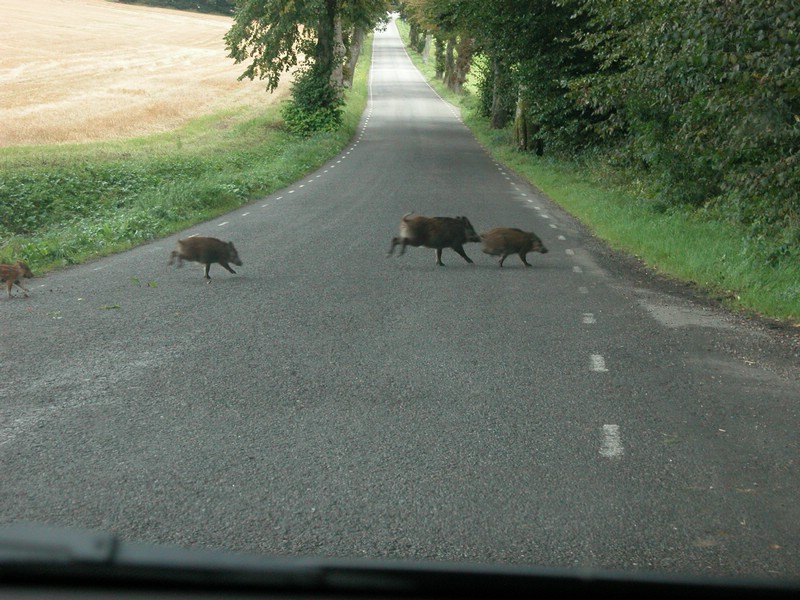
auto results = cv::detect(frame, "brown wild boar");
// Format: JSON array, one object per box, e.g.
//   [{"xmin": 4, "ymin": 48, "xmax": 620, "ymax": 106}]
[
  {"xmin": 480, "ymin": 227, "xmax": 548, "ymax": 267},
  {"xmin": 388, "ymin": 212, "xmax": 481, "ymax": 266},
  {"xmin": 168, "ymin": 236, "xmax": 242, "ymax": 281},
  {"xmin": 0, "ymin": 261, "xmax": 34, "ymax": 298}
]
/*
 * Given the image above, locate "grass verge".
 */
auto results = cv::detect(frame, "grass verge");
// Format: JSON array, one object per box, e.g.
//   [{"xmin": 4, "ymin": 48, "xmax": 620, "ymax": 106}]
[
  {"xmin": 397, "ymin": 21, "xmax": 799, "ymax": 325},
  {"xmin": 0, "ymin": 35, "xmax": 372, "ymax": 274}
]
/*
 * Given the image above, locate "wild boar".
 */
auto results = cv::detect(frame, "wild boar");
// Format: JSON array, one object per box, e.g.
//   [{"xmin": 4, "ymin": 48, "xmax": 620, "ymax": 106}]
[
  {"xmin": 0, "ymin": 260, "xmax": 33, "ymax": 298},
  {"xmin": 168, "ymin": 236, "xmax": 242, "ymax": 281},
  {"xmin": 480, "ymin": 227, "xmax": 548, "ymax": 267},
  {"xmin": 388, "ymin": 212, "xmax": 481, "ymax": 266}
]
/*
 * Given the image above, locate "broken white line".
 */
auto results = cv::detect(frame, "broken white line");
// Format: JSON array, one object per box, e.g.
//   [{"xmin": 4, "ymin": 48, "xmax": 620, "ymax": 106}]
[{"xmin": 600, "ymin": 425, "xmax": 623, "ymax": 458}]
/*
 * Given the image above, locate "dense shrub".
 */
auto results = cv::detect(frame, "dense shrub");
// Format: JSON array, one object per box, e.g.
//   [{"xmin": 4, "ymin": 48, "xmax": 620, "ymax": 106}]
[
  {"xmin": 572, "ymin": 0, "xmax": 799, "ymax": 233},
  {"xmin": 403, "ymin": 0, "xmax": 798, "ymax": 268},
  {"xmin": 281, "ymin": 68, "xmax": 345, "ymax": 136}
]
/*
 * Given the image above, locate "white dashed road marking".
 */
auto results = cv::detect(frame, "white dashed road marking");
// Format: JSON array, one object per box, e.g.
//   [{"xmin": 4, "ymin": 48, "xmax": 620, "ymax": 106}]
[
  {"xmin": 600, "ymin": 425, "xmax": 623, "ymax": 458},
  {"xmin": 591, "ymin": 354, "xmax": 608, "ymax": 372}
]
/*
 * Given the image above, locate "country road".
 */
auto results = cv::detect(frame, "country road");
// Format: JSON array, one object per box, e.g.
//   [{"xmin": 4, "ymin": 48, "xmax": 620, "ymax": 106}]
[{"xmin": 2, "ymin": 19, "xmax": 799, "ymax": 581}]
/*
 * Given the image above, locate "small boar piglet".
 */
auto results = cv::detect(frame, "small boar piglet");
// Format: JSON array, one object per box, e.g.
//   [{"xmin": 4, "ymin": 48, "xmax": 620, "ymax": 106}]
[
  {"xmin": 480, "ymin": 227, "xmax": 548, "ymax": 267},
  {"xmin": 168, "ymin": 236, "xmax": 242, "ymax": 281},
  {"xmin": 388, "ymin": 212, "xmax": 481, "ymax": 266},
  {"xmin": 0, "ymin": 261, "xmax": 34, "ymax": 298}
]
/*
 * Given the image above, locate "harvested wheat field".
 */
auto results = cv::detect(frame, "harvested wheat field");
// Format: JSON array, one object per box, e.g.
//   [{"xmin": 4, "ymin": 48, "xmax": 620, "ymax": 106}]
[{"xmin": 0, "ymin": 0, "xmax": 289, "ymax": 147}]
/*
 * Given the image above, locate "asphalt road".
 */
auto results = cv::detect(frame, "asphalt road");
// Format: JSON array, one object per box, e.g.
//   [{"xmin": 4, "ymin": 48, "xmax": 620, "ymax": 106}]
[{"xmin": 2, "ymin": 19, "xmax": 799, "ymax": 581}]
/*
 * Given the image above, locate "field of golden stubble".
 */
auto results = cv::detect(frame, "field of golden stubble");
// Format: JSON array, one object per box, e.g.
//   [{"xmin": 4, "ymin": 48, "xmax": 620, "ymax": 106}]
[{"xmin": 0, "ymin": 0, "xmax": 289, "ymax": 146}]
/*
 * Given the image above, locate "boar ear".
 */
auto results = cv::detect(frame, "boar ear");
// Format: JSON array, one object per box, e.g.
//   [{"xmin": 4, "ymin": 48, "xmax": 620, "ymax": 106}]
[{"xmin": 228, "ymin": 241, "xmax": 235, "ymax": 248}]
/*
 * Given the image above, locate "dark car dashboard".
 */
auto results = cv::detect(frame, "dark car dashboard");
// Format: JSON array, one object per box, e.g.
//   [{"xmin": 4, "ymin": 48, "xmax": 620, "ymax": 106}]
[{"xmin": 1, "ymin": 523, "xmax": 797, "ymax": 599}]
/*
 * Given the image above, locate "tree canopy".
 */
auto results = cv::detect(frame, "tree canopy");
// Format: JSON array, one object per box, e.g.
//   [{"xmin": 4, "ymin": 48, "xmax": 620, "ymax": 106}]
[
  {"xmin": 225, "ymin": 0, "xmax": 798, "ymax": 248},
  {"xmin": 226, "ymin": 0, "xmax": 388, "ymax": 133},
  {"xmin": 401, "ymin": 0, "xmax": 799, "ymax": 252}
]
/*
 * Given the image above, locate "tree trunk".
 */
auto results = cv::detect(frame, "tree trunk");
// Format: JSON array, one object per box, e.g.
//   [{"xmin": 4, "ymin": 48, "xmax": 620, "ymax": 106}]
[
  {"xmin": 343, "ymin": 26, "xmax": 364, "ymax": 88},
  {"xmin": 409, "ymin": 22, "xmax": 420, "ymax": 50},
  {"xmin": 434, "ymin": 37, "xmax": 445, "ymax": 79},
  {"xmin": 329, "ymin": 13, "xmax": 346, "ymax": 95},
  {"xmin": 444, "ymin": 37, "xmax": 456, "ymax": 87},
  {"xmin": 490, "ymin": 56, "xmax": 511, "ymax": 129},
  {"xmin": 314, "ymin": 0, "xmax": 337, "ymax": 78},
  {"xmin": 514, "ymin": 86, "xmax": 529, "ymax": 151},
  {"xmin": 451, "ymin": 37, "xmax": 474, "ymax": 94},
  {"xmin": 422, "ymin": 33, "xmax": 432, "ymax": 64}
]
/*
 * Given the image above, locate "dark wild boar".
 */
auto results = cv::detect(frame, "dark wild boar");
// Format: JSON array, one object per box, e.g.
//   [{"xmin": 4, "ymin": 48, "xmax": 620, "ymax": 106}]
[
  {"xmin": 480, "ymin": 227, "xmax": 548, "ymax": 267},
  {"xmin": 388, "ymin": 212, "xmax": 481, "ymax": 266},
  {"xmin": 0, "ymin": 261, "xmax": 34, "ymax": 298},
  {"xmin": 168, "ymin": 236, "xmax": 242, "ymax": 281}
]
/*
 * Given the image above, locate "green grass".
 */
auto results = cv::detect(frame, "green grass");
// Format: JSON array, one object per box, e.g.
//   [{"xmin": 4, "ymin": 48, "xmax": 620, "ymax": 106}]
[
  {"xmin": 0, "ymin": 35, "xmax": 372, "ymax": 274},
  {"xmin": 396, "ymin": 20, "xmax": 799, "ymax": 325}
]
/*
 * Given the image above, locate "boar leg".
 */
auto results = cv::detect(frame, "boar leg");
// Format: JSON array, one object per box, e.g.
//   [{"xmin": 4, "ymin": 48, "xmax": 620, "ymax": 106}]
[
  {"xmin": 15, "ymin": 281, "xmax": 30, "ymax": 297},
  {"xmin": 203, "ymin": 263, "xmax": 212, "ymax": 280},
  {"xmin": 220, "ymin": 262, "xmax": 237, "ymax": 274},
  {"xmin": 451, "ymin": 244, "xmax": 474, "ymax": 265},
  {"xmin": 435, "ymin": 248, "xmax": 445, "ymax": 266},
  {"xmin": 388, "ymin": 237, "xmax": 411, "ymax": 256},
  {"xmin": 519, "ymin": 252, "xmax": 532, "ymax": 267}
]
